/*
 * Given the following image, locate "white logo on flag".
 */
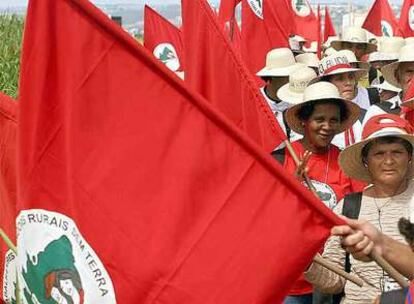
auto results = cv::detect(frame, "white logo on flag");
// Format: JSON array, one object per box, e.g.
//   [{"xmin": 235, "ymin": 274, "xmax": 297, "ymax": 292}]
[
  {"xmin": 247, "ymin": 0, "xmax": 263, "ymax": 19},
  {"xmin": 153, "ymin": 43, "xmax": 181, "ymax": 72},
  {"xmin": 409, "ymin": 6, "xmax": 414, "ymax": 30},
  {"xmin": 15, "ymin": 209, "xmax": 117, "ymax": 304},
  {"xmin": 292, "ymin": 0, "xmax": 311, "ymax": 17},
  {"xmin": 381, "ymin": 20, "xmax": 393, "ymax": 37}
]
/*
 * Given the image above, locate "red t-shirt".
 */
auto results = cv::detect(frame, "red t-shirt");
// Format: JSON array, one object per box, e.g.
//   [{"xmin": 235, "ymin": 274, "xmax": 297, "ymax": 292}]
[{"xmin": 283, "ymin": 141, "xmax": 352, "ymax": 295}]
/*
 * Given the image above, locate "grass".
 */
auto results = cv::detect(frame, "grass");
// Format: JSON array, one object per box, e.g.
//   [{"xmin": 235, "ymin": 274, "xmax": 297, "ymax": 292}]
[{"xmin": 0, "ymin": 14, "xmax": 23, "ymax": 99}]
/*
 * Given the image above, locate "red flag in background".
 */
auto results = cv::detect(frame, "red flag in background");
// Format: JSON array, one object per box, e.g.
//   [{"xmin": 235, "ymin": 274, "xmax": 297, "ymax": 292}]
[
  {"xmin": 0, "ymin": 92, "xmax": 17, "ymax": 304},
  {"xmin": 241, "ymin": 0, "xmax": 291, "ymax": 75},
  {"xmin": 317, "ymin": 5, "xmax": 322, "ymax": 59},
  {"xmin": 399, "ymin": 0, "xmax": 414, "ymax": 37},
  {"xmin": 144, "ymin": 5, "xmax": 185, "ymax": 72},
  {"xmin": 288, "ymin": 0, "xmax": 319, "ymax": 42},
  {"xmin": 182, "ymin": 0, "xmax": 284, "ymax": 152},
  {"xmin": 362, "ymin": 0, "xmax": 402, "ymax": 37},
  {"xmin": 18, "ymin": 0, "xmax": 342, "ymax": 303},
  {"xmin": 218, "ymin": 0, "xmax": 242, "ymax": 51},
  {"xmin": 324, "ymin": 6, "xmax": 337, "ymax": 42}
]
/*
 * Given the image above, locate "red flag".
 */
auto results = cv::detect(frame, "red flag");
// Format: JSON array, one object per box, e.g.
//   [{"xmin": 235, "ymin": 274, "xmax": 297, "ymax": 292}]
[
  {"xmin": 241, "ymin": 0, "xmax": 291, "ymax": 75},
  {"xmin": 399, "ymin": 0, "xmax": 414, "ymax": 37},
  {"xmin": 218, "ymin": 0, "xmax": 242, "ymax": 50},
  {"xmin": 144, "ymin": 5, "xmax": 185, "ymax": 72},
  {"xmin": 406, "ymin": 282, "xmax": 414, "ymax": 304},
  {"xmin": 18, "ymin": 0, "xmax": 342, "ymax": 302},
  {"xmin": 324, "ymin": 6, "xmax": 336, "ymax": 42},
  {"xmin": 317, "ymin": 5, "xmax": 322, "ymax": 59},
  {"xmin": 288, "ymin": 0, "xmax": 319, "ymax": 42},
  {"xmin": 0, "ymin": 92, "xmax": 17, "ymax": 303},
  {"xmin": 362, "ymin": 0, "xmax": 402, "ymax": 37},
  {"xmin": 182, "ymin": 0, "xmax": 285, "ymax": 152}
]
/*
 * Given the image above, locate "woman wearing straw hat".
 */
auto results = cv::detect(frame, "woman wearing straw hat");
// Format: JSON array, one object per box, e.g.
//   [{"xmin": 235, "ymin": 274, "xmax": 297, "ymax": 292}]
[
  {"xmin": 305, "ymin": 114, "xmax": 414, "ymax": 303},
  {"xmin": 382, "ymin": 44, "xmax": 414, "ymax": 93},
  {"xmin": 272, "ymin": 81, "xmax": 360, "ymax": 303}
]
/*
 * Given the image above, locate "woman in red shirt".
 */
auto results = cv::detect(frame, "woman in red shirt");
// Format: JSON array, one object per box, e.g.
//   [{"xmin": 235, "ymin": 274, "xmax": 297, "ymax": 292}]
[{"xmin": 272, "ymin": 81, "xmax": 360, "ymax": 303}]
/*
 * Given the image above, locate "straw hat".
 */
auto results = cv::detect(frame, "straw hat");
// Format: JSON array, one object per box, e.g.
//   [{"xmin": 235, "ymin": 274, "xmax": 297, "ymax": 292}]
[
  {"xmin": 313, "ymin": 52, "xmax": 366, "ymax": 82},
  {"xmin": 337, "ymin": 49, "xmax": 369, "ymax": 70},
  {"xmin": 405, "ymin": 37, "xmax": 414, "ymax": 45},
  {"xmin": 303, "ymin": 41, "xmax": 318, "ymax": 53},
  {"xmin": 284, "ymin": 81, "xmax": 360, "ymax": 135},
  {"xmin": 256, "ymin": 48, "xmax": 303, "ymax": 77},
  {"xmin": 323, "ymin": 47, "xmax": 337, "ymax": 57},
  {"xmin": 370, "ymin": 80, "xmax": 402, "ymax": 93},
  {"xmin": 324, "ymin": 36, "xmax": 339, "ymax": 48},
  {"xmin": 295, "ymin": 53, "xmax": 319, "ymax": 69},
  {"xmin": 331, "ymin": 27, "xmax": 377, "ymax": 54},
  {"xmin": 339, "ymin": 114, "xmax": 414, "ymax": 182},
  {"xmin": 381, "ymin": 44, "xmax": 414, "ymax": 88},
  {"xmin": 289, "ymin": 35, "xmax": 307, "ymax": 53},
  {"xmin": 378, "ymin": 37, "xmax": 405, "ymax": 59},
  {"xmin": 401, "ymin": 78, "xmax": 414, "ymax": 108},
  {"xmin": 277, "ymin": 66, "xmax": 317, "ymax": 104}
]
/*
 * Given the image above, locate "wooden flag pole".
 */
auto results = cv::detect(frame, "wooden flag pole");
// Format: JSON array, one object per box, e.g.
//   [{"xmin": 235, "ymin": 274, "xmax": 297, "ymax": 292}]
[{"xmin": 284, "ymin": 140, "xmax": 363, "ymax": 287}]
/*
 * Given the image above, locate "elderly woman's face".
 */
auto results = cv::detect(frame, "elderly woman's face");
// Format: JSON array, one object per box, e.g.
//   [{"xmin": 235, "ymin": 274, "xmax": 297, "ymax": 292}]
[
  {"xmin": 329, "ymin": 72, "xmax": 357, "ymax": 100},
  {"xmin": 366, "ymin": 141, "xmax": 411, "ymax": 186}
]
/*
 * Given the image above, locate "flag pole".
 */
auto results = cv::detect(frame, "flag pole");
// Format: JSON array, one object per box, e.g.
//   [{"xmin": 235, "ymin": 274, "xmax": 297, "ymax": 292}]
[{"xmin": 0, "ymin": 228, "xmax": 16, "ymax": 254}]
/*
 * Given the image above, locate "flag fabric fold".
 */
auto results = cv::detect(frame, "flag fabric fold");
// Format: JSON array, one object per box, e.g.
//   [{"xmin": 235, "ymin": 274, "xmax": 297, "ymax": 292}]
[
  {"xmin": 399, "ymin": 0, "xmax": 414, "ymax": 37},
  {"xmin": 144, "ymin": 5, "xmax": 185, "ymax": 72},
  {"xmin": 182, "ymin": 0, "xmax": 285, "ymax": 152},
  {"xmin": 362, "ymin": 0, "xmax": 402, "ymax": 37},
  {"xmin": 18, "ymin": 0, "xmax": 342, "ymax": 303},
  {"xmin": 288, "ymin": 0, "xmax": 319, "ymax": 42}
]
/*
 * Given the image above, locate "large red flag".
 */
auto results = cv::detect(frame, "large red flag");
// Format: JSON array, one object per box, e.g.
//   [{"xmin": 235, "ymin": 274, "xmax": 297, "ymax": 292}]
[
  {"xmin": 288, "ymin": 0, "xmax": 319, "ymax": 42},
  {"xmin": 18, "ymin": 0, "xmax": 342, "ymax": 303},
  {"xmin": 362, "ymin": 0, "xmax": 402, "ymax": 37},
  {"xmin": 241, "ymin": 0, "xmax": 291, "ymax": 75},
  {"xmin": 399, "ymin": 0, "xmax": 414, "ymax": 37},
  {"xmin": 324, "ymin": 6, "xmax": 336, "ymax": 42},
  {"xmin": 182, "ymin": 0, "xmax": 284, "ymax": 152},
  {"xmin": 0, "ymin": 92, "xmax": 17, "ymax": 304},
  {"xmin": 144, "ymin": 5, "xmax": 185, "ymax": 72},
  {"xmin": 218, "ymin": 0, "xmax": 241, "ymax": 24}
]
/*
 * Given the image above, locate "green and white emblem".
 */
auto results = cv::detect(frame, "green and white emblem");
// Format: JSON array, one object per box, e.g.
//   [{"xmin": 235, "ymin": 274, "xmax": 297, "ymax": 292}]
[
  {"xmin": 247, "ymin": 0, "xmax": 263, "ymax": 19},
  {"xmin": 153, "ymin": 43, "xmax": 181, "ymax": 72},
  {"xmin": 292, "ymin": 0, "xmax": 311, "ymax": 17},
  {"xmin": 409, "ymin": 6, "xmax": 414, "ymax": 30},
  {"xmin": 15, "ymin": 209, "xmax": 116, "ymax": 304},
  {"xmin": 381, "ymin": 20, "xmax": 393, "ymax": 37}
]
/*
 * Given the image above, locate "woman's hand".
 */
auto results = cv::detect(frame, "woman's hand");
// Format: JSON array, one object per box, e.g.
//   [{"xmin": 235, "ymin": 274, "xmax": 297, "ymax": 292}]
[
  {"xmin": 294, "ymin": 150, "xmax": 312, "ymax": 181},
  {"xmin": 331, "ymin": 217, "xmax": 384, "ymax": 262}
]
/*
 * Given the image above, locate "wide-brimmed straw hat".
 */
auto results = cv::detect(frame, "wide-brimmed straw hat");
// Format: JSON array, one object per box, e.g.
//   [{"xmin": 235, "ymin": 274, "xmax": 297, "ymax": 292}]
[
  {"xmin": 285, "ymin": 81, "xmax": 360, "ymax": 135},
  {"xmin": 277, "ymin": 66, "xmax": 317, "ymax": 104},
  {"xmin": 295, "ymin": 53, "xmax": 319, "ymax": 69},
  {"xmin": 339, "ymin": 114, "xmax": 414, "ymax": 182},
  {"xmin": 337, "ymin": 49, "xmax": 369, "ymax": 70},
  {"xmin": 256, "ymin": 48, "xmax": 303, "ymax": 77},
  {"xmin": 331, "ymin": 27, "xmax": 377, "ymax": 54},
  {"xmin": 401, "ymin": 78, "xmax": 414, "ymax": 108},
  {"xmin": 382, "ymin": 44, "xmax": 414, "ymax": 88},
  {"xmin": 312, "ymin": 53, "xmax": 366, "ymax": 83},
  {"xmin": 370, "ymin": 80, "xmax": 402, "ymax": 93},
  {"xmin": 406, "ymin": 37, "xmax": 414, "ymax": 45}
]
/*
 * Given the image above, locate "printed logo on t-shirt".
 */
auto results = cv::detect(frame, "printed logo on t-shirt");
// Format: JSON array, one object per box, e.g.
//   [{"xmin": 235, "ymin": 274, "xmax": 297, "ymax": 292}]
[{"xmin": 304, "ymin": 180, "xmax": 338, "ymax": 210}]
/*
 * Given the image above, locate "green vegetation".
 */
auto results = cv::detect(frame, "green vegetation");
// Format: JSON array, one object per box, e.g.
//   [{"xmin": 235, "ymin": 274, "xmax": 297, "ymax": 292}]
[{"xmin": 0, "ymin": 14, "xmax": 24, "ymax": 99}]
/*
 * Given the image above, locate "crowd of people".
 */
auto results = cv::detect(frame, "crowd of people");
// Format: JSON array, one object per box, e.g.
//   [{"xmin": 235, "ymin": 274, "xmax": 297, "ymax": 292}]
[{"xmin": 259, "ymin": 26, "xmax": 414, "ymax": 304}]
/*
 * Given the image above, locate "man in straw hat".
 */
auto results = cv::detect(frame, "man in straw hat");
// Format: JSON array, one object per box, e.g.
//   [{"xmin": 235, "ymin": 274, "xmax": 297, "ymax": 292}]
[
  {"xmin": 272, "ymin": 81, "xmax": 360, "ymax": 303},
  {"xmin": 368, "ymin": 37, "xmax": 405, "ymax": 86},
  {"xmin": 256, "ymin": 48, "xmax": 303, "ymax": 145},
  {"xmin": 382, "ymin": 44, "xmax": 414, "ymax": 93},
  {"xmin": 330, "ymin": 26, "xmax": 377, "ymax": 61},
  {"xmin": 305, "ymin": 114, "xmax": 414, "ymax": 303}
]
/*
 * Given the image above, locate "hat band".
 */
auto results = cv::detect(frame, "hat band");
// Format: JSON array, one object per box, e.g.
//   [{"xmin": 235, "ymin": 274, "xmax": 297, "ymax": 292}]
[{"xmin": 322, "ymin": 63, "xmax": 353, "ymax": 76}]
